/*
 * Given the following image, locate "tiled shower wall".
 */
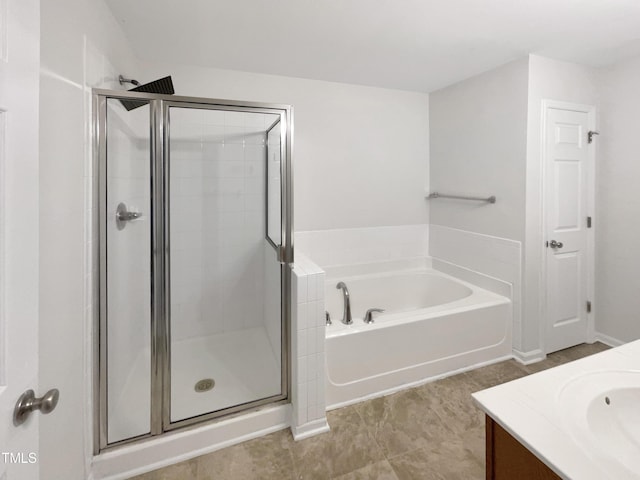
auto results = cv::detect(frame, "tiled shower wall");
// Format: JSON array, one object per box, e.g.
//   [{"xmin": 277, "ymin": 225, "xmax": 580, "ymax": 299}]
[{"xmin": 169, "ymin": 108, "xmax": 276, "ymax": 342}]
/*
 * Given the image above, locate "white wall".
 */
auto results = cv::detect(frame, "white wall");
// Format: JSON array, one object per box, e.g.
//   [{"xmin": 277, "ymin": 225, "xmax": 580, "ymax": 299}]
[
  {"xmin": 596, "ymin": 54, "xmax": 640, "ymax": 343},
  {"xmin": 524, "ymin": 55, "xmax": 599, "ymax": 354},
  {"xmin": 295, "ymin": 225, "xmax": 429, "ymax": 267},
  {"xmin": 39, "ymin": 0, "xmax": 139, "ymax": 477},
  {"xmin": 428, "ymin": 58, "xmax": 528, "ymax": 354},
  {"xmin": 141, "ymin": 61, "xmax": 431, "ymax": 232},
  {"xmin": 428, "ymin": 55, "xmax": 602, "ymax": 357},
  {"xmin": 429, "ymin": 58, "xmax": 529, "ymax": 241}
]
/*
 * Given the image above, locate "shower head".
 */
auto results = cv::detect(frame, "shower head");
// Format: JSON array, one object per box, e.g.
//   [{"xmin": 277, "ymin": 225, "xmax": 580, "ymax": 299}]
[
  {"xmin": 118, "ymin": 75, "xmax": 140, "ymax": 86},
  {"xmin": 119, "ymin": 76, "xmax": 175, "ymax": 111}
]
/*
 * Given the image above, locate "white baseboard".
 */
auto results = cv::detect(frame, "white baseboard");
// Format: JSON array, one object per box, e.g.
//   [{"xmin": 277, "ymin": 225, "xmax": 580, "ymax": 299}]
[
  {"xmin": 593, "ymin": 332, "xmax": 625, "ymax": 348},
  {"xmin": 512, "ymin": 336, "xmax": 624, "ymax": 365},
  {"xmin": 291, "ymin": 418, "xmax": 330, "ymax": 441},
  {"xmin": 512, "ymin": 348, "xmax": 545, "ymax": 365},
  {"xmin": 91, "ymin": 405, "xmax": 290, "ymax": 480}
]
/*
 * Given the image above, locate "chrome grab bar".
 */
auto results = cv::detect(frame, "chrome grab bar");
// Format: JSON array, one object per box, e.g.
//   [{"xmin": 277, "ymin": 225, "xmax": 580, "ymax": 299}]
[{"xmin": 427, "ymin": 192, "xmax": 496, "ymax": 204}]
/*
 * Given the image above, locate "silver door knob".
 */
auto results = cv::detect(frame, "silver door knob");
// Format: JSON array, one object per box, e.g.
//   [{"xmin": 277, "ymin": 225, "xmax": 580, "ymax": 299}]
[
  {"xmin": 14, "ymin": 388, "xmax": 59, "ymax": 426},
  {"xmin": 549, "ymin": 240, "xmax": 564, "ymax": 249}
]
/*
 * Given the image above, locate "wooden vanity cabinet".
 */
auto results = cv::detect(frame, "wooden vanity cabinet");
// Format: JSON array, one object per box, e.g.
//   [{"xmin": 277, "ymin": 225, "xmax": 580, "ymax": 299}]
[{"xmin": 485, "ymin": 415, "xmax": 562, "ymax": 480}]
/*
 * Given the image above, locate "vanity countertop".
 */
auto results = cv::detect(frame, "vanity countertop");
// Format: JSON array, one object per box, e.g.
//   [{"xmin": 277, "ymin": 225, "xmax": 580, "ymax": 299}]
[{"xmin": 472, "ymin": 340, "xmax": 640, "ymax": 480}]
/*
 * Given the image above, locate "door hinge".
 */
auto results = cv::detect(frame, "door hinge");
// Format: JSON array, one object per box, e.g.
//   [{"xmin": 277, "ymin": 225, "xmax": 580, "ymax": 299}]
[
  {"xmin": 587, "ymin": 216, "xmax": 592, "ymax": 228},
  {"xmin": 588, "ymin": 131, "xmax": 599, "ymax": 144},
  {"xmin": 587, "ymin": 301, "xmax": 592, "ymax": 313}
]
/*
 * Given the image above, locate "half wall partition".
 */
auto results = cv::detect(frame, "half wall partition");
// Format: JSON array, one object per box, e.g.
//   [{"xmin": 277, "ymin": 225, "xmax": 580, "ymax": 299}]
[{"xmin": 92, "ymin": 90, "xmax": 293, "ymax": 451}]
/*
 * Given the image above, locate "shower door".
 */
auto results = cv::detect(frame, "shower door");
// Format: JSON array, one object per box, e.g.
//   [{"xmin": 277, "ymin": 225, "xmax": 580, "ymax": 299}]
[{"xmin": 94, "ymin": 90, "xmax": 292, "ymax": 451}]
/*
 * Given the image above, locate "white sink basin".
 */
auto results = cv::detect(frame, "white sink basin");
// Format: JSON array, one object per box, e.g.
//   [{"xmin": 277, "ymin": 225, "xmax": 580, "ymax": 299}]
[{"xmin": 559, "ymin": 370, "xmax": 640, "ymax": 479}]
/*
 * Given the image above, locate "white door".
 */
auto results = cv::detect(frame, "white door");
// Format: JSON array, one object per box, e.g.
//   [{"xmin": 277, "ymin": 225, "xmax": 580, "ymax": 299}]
[
  {"xmin": 0, "ymin": 0, "xmax": 41, "ymax": 478},
  {"xmin": 544, "ymin": 104, "xmax": 594, "ymax": 354}
]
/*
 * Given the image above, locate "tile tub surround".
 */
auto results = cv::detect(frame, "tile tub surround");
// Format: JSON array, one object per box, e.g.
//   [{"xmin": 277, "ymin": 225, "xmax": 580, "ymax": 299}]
[
  {"xmin": 290, "ymin": 254, "xmax": 330, "ymax": 439},
  {"xmin": 428, "ymin": 225, "xmax": 526, "ymax": 358},
  {"xmin": 131, "ymin": 343, "xmax": 609, "ymax": 480},
  {"xmin": 295, "ymin": 225, "xmax": 429, "ymax": 268}
]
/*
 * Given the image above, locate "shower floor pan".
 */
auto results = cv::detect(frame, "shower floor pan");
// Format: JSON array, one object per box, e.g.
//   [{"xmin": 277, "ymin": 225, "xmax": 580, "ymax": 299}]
[{"xmin": 109, "ymin": 326, "xmax": 281, "ymax": 442}]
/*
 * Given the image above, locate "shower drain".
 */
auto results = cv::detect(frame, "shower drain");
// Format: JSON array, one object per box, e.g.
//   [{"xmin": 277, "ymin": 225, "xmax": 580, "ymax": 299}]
[{"xmin": 194, "ymin": 378, "xmax": 215, "ymax": 393}]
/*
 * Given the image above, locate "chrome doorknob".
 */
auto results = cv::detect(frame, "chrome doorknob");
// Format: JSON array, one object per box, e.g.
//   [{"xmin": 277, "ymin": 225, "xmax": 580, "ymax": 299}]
[
  {"xmin": 549, "ymin": 240, "xmax": 564, "ymax": 249},
  {"xmin": 13, "ymin": 388, "xmax": 59, "ymax": 426}
]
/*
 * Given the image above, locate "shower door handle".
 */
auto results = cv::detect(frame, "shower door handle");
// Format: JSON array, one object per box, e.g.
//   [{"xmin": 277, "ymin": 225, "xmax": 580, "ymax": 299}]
[
  {"xmin": 118, "ymin": 211, "xmax": 142, "ymax": 221},
  {"xmin": 116, "ymin": 202, "xmax": 142, "ymax": 230}
]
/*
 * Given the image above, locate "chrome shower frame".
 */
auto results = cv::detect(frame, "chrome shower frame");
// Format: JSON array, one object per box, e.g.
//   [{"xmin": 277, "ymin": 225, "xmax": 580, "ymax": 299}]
[{"xmin": 92, "ymin": 89, "xmax": 294, "ymax": 453}]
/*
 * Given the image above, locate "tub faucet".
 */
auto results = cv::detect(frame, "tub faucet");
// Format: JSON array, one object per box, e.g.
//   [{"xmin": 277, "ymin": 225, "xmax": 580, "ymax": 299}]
[{"xmin": 336, "ymin": 282, "xmax": 352, "ymax": 325}]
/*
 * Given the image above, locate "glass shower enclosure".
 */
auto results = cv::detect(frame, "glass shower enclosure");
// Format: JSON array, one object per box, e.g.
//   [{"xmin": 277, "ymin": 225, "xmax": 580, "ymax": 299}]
[{"xmin": 92, "ymin": 90, "xmax": 293, "ymax": 451}]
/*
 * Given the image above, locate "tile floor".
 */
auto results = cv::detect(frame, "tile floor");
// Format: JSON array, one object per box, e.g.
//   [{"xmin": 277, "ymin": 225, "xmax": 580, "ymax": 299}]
[{"xmin": 131, "ymin": 342, "xmax": 610, "ymax": 480}]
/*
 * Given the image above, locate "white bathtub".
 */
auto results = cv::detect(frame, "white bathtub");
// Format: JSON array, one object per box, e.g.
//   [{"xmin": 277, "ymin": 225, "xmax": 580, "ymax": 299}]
[{"xmin": 324, "ymin": 261, "xmax": 512, "ymax": 408}]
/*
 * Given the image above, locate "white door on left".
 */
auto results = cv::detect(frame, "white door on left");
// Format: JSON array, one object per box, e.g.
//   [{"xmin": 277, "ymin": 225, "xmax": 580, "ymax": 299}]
[{"xmin": 0, "ymin": 0, "xmax": 42, "ymax": 478}]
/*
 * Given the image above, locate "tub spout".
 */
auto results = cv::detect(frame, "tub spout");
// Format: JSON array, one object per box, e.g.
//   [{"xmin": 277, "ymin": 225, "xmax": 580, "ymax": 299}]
[{"xmin": 336, "ymin": 282, "xmax": 352, "ymax": 325}]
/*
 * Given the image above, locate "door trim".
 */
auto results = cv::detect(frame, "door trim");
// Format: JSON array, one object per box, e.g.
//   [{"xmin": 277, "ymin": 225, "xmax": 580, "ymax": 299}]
[
  {"xmin": 0, "ymin": 109, "xmax": 6, "ymax": 387},
  {"xmin": 540, "ymin": 99, "xmax": 596, "ymax": 354}
]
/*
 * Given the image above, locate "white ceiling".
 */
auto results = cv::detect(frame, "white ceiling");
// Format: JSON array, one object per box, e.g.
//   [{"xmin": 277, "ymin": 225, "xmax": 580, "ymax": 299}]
[{"xmin": 106, "ymin": 0, "xmax": 640, "ymax": 93}]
